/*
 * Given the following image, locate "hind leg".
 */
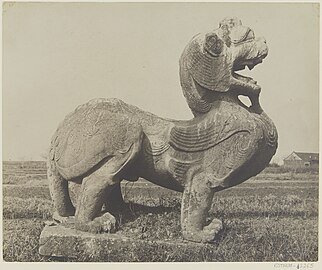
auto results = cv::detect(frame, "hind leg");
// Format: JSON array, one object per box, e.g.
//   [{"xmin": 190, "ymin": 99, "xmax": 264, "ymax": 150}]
[
  {"xmin": 75, "ymin": 136, "xmax": 141, "ymax": 233},
  {"xmin": 75, "ymin": 167, "xmax": 119, "ymax": 233},
  {"xmin": 48, "ymin": 158, "xmax": 75, "ymax": 222},
  {"xmin": 65, "ymin": 179, "xmax": 125, "ymax": 215}
]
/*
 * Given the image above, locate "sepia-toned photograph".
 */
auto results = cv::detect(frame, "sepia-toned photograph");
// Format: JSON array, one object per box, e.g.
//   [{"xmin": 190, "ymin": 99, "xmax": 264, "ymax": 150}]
[{"xmin": 2, "ymin": 1, "xmax": 320, "ymax": 265}]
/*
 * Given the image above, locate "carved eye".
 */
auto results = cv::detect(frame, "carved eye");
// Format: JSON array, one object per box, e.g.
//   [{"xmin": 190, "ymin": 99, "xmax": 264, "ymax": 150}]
[
  {"xmin": 231, "ymin": 27, "xmax": 255, "ymax": 44},
  {"xmin": 204, "ymin": 33, "xmax": 224, "ymax": 57},
  {"xmin": 243, "ymin": 29, "xmax": 255, "ymax": 42}
]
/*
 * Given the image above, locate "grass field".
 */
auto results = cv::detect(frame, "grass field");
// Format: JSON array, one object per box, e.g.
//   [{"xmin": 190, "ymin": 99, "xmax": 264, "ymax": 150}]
[{"xmin": 2, "ymin": 162, "xmax": 319, "ymax": 262}]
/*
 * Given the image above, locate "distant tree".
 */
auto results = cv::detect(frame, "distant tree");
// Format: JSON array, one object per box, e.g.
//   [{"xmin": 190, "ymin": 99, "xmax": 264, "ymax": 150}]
[{"xmin": 268, "ymin": 162, "xmax": 280, "ymax": 167}]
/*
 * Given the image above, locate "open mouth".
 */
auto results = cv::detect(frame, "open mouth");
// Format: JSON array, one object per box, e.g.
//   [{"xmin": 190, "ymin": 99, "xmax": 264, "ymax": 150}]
[{"xmin": 232, "ymin": 58, "xmax": 263, "ymax": 90}]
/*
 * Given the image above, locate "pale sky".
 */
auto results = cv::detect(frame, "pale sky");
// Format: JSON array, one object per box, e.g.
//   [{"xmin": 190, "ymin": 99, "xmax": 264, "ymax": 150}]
[{"xmin": 2, "ymin": 2, "xmax": 319, "ymax": 164}]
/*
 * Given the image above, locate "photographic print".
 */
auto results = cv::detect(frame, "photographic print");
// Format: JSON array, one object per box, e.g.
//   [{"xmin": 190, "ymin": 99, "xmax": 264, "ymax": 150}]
[{"xmin": 2, "ymin": 1, "xmax": 320, "ymax": 265}]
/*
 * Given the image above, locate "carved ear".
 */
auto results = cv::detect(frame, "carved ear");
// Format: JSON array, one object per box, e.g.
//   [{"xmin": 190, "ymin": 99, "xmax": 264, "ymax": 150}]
[{"xmin": 204, "ymin": 33, "xmax": 224, "ymax": 57}]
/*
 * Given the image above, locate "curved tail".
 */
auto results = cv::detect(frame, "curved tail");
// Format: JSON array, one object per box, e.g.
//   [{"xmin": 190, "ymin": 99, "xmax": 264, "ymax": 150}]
[{"xmin": 47, "ymin": 140, "xmax": 75, "ymax": 218}]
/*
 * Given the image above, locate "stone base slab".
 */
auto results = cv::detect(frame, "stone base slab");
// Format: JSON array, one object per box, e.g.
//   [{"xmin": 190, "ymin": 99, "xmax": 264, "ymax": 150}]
[{"xmin": 39, "ymin": 223, "xmax": 208, "ymax": 261}]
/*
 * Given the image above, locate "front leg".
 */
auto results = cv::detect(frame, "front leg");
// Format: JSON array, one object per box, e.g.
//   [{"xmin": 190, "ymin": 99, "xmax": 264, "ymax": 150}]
[{"xmin": 181, "ymin": 171, "xmax": 222, "ymax": 243}]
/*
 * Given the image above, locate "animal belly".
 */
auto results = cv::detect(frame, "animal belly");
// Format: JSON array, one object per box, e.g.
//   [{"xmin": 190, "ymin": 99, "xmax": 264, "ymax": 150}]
[
  {"xmin": 141, "ymin": 172, "xmax": 184, "ymax": 193},
  {"xmin": 135, "ymin": 152, "xmax": 184, "ymax": 192}
]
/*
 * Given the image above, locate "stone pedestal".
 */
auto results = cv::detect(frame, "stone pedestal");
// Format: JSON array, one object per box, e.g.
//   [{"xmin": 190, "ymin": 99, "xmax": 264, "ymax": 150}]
[{"xmin": 39, "ymin": 223, "xmax": 207, "ymax": 261}]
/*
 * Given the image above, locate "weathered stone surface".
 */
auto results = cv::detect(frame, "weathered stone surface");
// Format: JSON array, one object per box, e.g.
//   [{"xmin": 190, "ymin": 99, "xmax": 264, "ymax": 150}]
[
  {"xmin": 45, "ymin": 16, "xmax": 278, "ymax": 246},
  {"xmin": 39, "ymin": 223, "xmax": 206, "ymax": 260}
]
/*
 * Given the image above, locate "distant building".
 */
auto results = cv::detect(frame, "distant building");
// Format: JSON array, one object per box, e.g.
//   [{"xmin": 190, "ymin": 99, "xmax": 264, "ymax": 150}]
[{"xmin": 283, "ymin": 152, "xmax": 319, "ymax": 168}]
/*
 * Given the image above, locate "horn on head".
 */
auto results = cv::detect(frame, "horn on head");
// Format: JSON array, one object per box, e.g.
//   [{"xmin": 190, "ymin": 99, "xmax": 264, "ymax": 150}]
[{"xmin": 219, "ymin": 17, "xmax": 242, "ymax": 29}]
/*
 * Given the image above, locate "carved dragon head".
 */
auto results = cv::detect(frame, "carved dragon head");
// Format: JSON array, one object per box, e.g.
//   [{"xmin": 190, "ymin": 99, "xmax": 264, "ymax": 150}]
[{"xmin": 180, "ymin": 17, "xmax": 268, "ymax": 115}]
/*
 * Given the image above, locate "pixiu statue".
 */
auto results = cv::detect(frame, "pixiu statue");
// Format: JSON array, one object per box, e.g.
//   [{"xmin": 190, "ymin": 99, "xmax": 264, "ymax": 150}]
[{"xmin": 47, "ymin": 17, "xmax": 277, "ymax": 243}]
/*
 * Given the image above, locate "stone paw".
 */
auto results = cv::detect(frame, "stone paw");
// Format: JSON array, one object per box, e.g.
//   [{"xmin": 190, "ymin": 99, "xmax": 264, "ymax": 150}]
[
  {"xmin": 75, "ymin": 212, "xmax": 117, "ymax": 234},
  {"xmin": 95, "ymin": 212, "xmax": 117, "ymax": 233},
  {"xmin": 202, "ymin": 218, "xmax": 223, "ymax": 241},
  {"xmin": 182, "ymin": 219, "xmax": 223, "ymax": 243}
]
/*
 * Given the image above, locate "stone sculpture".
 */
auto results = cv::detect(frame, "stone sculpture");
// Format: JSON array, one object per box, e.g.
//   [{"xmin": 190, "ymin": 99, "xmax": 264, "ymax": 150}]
[
  {"xmin": 47, "ymin": 17, "xmax": 277, "ymax": 243},
  {"xmin": 180, "ymin": 17, "xmax": 268, "ymax": 116}
]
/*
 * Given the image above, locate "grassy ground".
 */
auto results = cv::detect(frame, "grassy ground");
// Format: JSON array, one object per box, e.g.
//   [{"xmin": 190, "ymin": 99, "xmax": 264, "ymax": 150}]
[{"xmin": 2, "ymin": 170, "xmax": 319, "ymax": 262}]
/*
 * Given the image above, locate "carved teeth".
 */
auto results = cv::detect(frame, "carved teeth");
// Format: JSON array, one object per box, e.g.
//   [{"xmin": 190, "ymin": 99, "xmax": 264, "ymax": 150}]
[
  {"xmin": 233, "ymin": 71, "xmax": 258, "ymax": 87},
  {"xmin": 233, "ymin": 72, "xmax": 251, "ymax": 82},
  {"xmin": 232, "ymin": 57, "xmax": 263, "ymax": 88}
]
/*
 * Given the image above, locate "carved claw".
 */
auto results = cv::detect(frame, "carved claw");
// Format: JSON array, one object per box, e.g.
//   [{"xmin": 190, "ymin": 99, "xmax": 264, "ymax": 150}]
[{"xmin": 53, "ymin": 211, "xmax": 75, "ymax": 224}]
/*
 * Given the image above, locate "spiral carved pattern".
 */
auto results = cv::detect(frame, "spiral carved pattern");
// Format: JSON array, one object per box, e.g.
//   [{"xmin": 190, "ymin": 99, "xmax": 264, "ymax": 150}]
[
  {"xmin": 256, "ymin": 114, "xmax": 278, "ymax": 149},
  {"xmin": 144, "ymin": 139, "xmax": 170, "ymax": 156}
]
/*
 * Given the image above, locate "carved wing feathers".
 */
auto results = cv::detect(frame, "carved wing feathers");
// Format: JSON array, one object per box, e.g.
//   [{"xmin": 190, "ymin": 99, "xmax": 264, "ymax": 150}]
[{"xmin": 170, "ymin": 115, "xmax": 250, "ymax": 152}]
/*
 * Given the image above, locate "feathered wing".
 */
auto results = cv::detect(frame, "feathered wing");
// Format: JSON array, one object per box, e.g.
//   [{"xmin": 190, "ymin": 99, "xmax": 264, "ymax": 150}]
[{"xmin": 169, "ymin": 113, "xmax": 250, "ymax": 153}]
